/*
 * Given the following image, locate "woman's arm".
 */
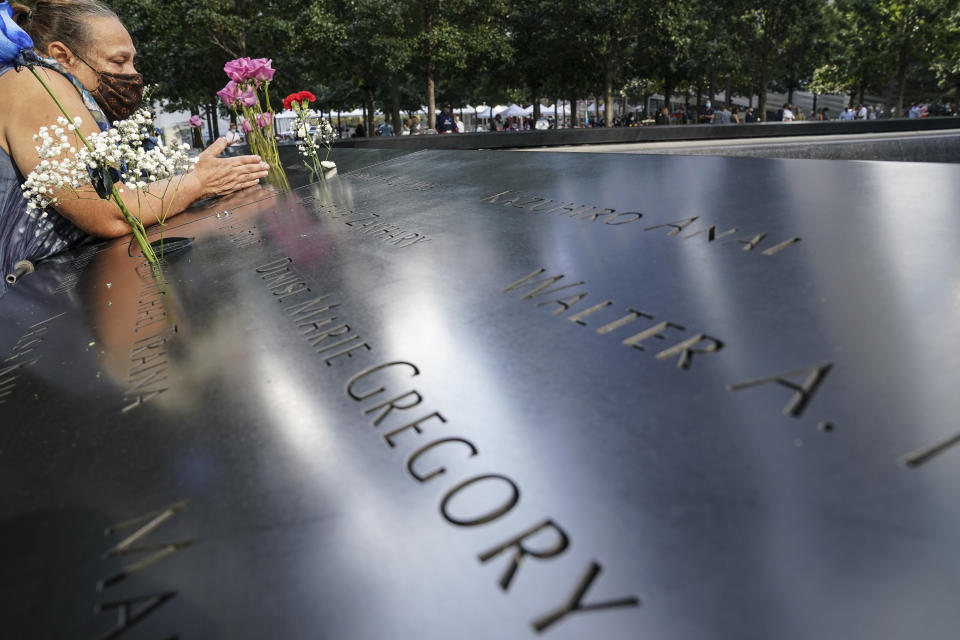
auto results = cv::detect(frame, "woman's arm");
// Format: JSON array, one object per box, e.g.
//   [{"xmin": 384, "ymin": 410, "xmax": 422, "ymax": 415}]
[{"xmin": 2, "ymin": 66, "xmax": 269, "ymax": 238}]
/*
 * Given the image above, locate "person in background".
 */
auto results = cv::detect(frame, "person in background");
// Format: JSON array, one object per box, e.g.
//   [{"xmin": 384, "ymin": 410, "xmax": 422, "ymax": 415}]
[
  {"xmin": 534, "ymin": 113, "xmax": 549, "ymax": 130},
  {"xmin": 436, "ymin": 103, "xmax": 456, "ymax": 133},
  {"xmin": 376, "ymin": 119, "xmax": 394, "ymax": 136},
  {"xmin": 730, "ymin": 105, "xmax": 741, "ymax": 123},
  {"xmin": 225, "ymin": 122, "xmax": 242, "ymax": 144},
  {"xmin": 407, "ymin": 115, "xmax": 420, "ymax": 134},
  {"xmin": 699, "ymin": 99, "xmax": 715, "ymax": 124},
  {"xmin": 745, "ymin": 107, "xmax": 758, "ymax": 122},
  {"xmin": 655, "ymin": 106, "xmax": 670, "ymax": 125},
  {"xmin": 781, "ymin": 103, "xmax": 795, "ymax": 122},
  {"xmin": 455, "ymin": 115, "xmax": 465, "ymax": 133},
  {"xmin": 352, "ymin": 122, "xmax": 366, "ymax": 138},
  {"xmin": 0, "ymin": 0, "xmax": 268, "ymax": 284},
  {"xmin": 717, "ymin": 103, "xmax": 731, "ymax": 124}
]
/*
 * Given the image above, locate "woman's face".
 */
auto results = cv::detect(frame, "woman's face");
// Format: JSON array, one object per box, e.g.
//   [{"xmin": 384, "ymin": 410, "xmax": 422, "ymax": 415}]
[{"xmin": 63, "ymin": 17, "xmax": 138, "ymax": 91}]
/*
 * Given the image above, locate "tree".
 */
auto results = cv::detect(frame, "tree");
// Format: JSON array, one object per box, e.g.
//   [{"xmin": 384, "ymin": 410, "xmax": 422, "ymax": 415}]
[
  {"xmin": 405, "ymin": 0, "xmax": 507, "ymax": 133},
  {"xmin": 735, "ymin": 0, "xmax": 827, "ymax": 121}
]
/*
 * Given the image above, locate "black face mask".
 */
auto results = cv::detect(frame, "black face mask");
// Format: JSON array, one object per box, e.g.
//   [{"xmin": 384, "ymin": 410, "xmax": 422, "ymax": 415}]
[{"xmin": 77, "ymin": 55, "xmax": 144, "ymax": 124}]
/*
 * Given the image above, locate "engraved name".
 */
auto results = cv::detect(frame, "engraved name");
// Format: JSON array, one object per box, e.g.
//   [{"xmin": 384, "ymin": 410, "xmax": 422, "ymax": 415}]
[
  {"xmin": 342, "ymin": 359, "xmax": 642, "ymax": 632},
  {"xmin": 483, "ymin": 190, "xmax": 800, "ymax": 256},
  {"xmin": 507, "ymin": 268, "xmax": 840, "ymax": 440},
  {"xmin": 255, "ymin": 257, "xmax": 372, "ymax": 365},
  {"xmin": 54, "ymin": 243, "xmax": 109, "ymax": 294},
  {"xmin": 298, "ymin": 195, "xmax": 432, "ymax": 249},
  {"xmin": 94, "ymin": 499, "xmax": 195, "ymax": 638},
  {"xmin": 121, "ymin": 263, "xmax": 177, "ymax": 413},
  {"xmin": 0, "ymin": 312, "xmax": 64, "ymax": 404},
  {"xmin": 255, "ymin": 261, "xmax": 643, "ymax": 631},
  {"xmin": 506, "ymin": 267, "xmax": 723, "ymax": 370},
  {"xmin": 349, "ymin": 171, "xmax": 438, "ymax": 192}
]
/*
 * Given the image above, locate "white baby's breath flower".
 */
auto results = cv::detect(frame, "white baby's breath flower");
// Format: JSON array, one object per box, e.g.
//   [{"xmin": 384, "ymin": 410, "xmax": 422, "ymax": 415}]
[{"xmin": 22, "ymin": 107, "xmax": 196, "ymax": 214}]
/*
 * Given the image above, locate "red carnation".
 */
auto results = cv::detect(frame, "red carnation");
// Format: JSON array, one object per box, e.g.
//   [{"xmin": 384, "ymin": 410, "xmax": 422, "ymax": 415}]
[{"xmin": 283, "ymin": 90, "xmax": 316, "ymax": 111}]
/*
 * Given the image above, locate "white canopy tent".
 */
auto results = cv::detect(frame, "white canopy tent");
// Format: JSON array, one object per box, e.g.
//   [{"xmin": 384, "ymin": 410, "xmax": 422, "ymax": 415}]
[
  {"xmin": 475, "ymin": 104, "xmax": 508, "ymax": 119},
  {"xmin": 523, "ymin": 103, "xmax": 554, "ymax": 116},
  {"xmin": 501, "ymin": 103, "xmax": 526, "ymax": 118}
]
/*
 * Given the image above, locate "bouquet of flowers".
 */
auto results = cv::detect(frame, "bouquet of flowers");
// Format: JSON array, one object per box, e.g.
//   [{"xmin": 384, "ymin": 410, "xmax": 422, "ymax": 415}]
[
  {"xmin": 217, "ymin": 57, "xmax": 289, "ymax": 190},
  {"xmin": 21, "ymin": 109, "xmax": 196, "ymax": 263},
  {"xmin": 283, "ymin": 90, "xmax": 336, "ymax": 180}
]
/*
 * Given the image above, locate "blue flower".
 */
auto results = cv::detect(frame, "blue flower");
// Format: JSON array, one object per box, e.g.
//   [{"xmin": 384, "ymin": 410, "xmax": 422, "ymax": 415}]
[{"xmin": 0, "ymin": 1, "xmax": 34, "ymax": 66}]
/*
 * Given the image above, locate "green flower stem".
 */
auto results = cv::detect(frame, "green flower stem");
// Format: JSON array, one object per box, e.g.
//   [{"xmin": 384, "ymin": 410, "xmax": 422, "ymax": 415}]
[
  {"xmin": 294, "ymin": 103, "xmax": 325, "ymax": 180},
  {"xmin": 29, "ymin": 66, "xmax": 158, "ymax": 264}
]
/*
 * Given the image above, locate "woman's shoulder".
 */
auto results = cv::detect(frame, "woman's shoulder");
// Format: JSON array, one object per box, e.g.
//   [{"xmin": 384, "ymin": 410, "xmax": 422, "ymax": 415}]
[
  {"xmin": 0, "ymin": 65, "xmax": 81, "ymax": 118},
  {"xmin": 1, "ymin": 66, "xmax": 88, "ymax": 130}
]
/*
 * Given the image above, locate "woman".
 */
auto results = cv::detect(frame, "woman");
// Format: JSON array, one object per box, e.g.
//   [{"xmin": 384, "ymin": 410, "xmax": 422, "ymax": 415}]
[{"xmin": 0, "ymin": 0, "xmax": 269, "ymax": 286}]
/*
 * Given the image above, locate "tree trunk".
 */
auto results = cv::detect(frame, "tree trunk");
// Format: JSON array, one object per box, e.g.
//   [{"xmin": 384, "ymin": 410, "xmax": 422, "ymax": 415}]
[
  {"xmin": 204, "ymin": 105, "xmax": 214, "ymax": 145},
  {"xmin": 758, "ymin": 62, "xmax": 769, "ymax": 121},
  {"xmin": 724, "ymin": 75, "xmax": 732, "ymax": 107},
  {"xmin": 190, "ymin": 105, "xmax": 203, "ymax": 148},
  {"xmin": 663, "ymin": 80, "xmax": 673, "ymax": 115},
  {"xmin": 604, "ymin": 64, "xmax": 614, "ymax": 127},
  {"xmin": 391, "ymin": 72, "xmax": 402, "ymax": 132},
  {"xmin": 532, "ymin": 83, "xmax": 540, "ymax": 120},
  {"xmin": 364, "ymin": 84, "xmax": 375, "ymax": 137},
  {"xmin": 787, "ymin": 80, "xmax": 795, "ymax": 106},
  {"xmin": 210, "ymin": 102, "xmax": 221, "ymax": 139},
  {"xmin": 569, "ymin": 95, "xmax": 578, "ymax": 127},
  {"xmin": 895, "ymin": 68, "xmax": 907, "ymax": 117},
  {"xmin": 426, "ymin": 65, "xmax": 436, "ymax": 133},
  {"xmin": 554, "ymin": 99, "xmax": 558, "ymax": 128}
]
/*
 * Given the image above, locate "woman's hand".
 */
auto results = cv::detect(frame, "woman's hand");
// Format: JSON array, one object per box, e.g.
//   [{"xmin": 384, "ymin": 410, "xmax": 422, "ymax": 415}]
[{"xmin": 192, "ymin": 138, "xmax": 271, "ymax": 198}]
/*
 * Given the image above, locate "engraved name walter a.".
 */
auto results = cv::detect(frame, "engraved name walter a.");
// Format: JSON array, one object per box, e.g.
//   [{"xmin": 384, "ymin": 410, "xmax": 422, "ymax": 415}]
[{"xmin": 505, "ymin": 267, "xmax": 723, "ymax": 370}]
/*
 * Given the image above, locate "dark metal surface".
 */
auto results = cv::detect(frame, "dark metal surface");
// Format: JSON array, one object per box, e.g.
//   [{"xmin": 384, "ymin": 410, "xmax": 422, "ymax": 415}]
[
  {"xmin": 559, "ymin": 131, "xmax": 960, "ymax": 163},
  {"xmin": 2, "ymin": 149, "xmax": 960, "ymax": 639},
  {"xmin": 334, "ymin": 116, "xmax": 960, "ymax": 150}
]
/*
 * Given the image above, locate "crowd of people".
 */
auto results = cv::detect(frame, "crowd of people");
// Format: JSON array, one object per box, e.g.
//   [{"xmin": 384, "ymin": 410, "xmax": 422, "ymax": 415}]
[{"xmin": 360, "ymin": 98, "xmax": 955, "ymax": 136}]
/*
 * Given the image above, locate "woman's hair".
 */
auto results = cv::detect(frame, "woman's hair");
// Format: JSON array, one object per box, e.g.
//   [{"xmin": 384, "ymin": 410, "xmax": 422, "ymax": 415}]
[{"xmin": 10, "ymin": 1, "xmax": 118, "ymax": 57}]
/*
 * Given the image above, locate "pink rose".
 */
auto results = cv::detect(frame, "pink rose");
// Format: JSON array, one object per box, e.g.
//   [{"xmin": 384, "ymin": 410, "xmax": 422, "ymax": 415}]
[
  {"xmin": 216, "ymin": 80, "xmax": 241, "ymax": 107},
  {"xmin": 240, "ymin": 87, "xmax": 257, "ymax": 107},
  {"xmin": 240, "ymin": 119, "xmax": 252, "ymax": 134},
  {"xmin": 248, "ymin": 58, "xmax": 275, "ymax": 83},
  {"xmin": 255, "ymin": 112, "xmax": 273, "ymax": 129},
  {"xmin": 224, "ymin": 57, "xmax": 252, "ymax": 82},
  {"xmin": 188, "ymin": 115, "xmax": 202, "ymax": 128}
]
